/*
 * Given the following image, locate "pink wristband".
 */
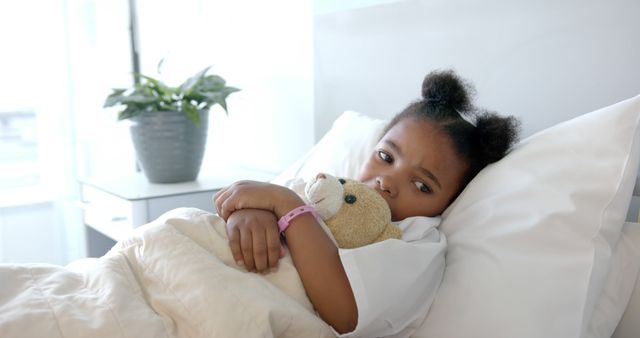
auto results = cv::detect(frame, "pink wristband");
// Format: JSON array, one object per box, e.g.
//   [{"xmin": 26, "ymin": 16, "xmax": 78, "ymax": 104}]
[{"xmin": 277, "ymin": 205, "xmax": 318, "ymax": 234}]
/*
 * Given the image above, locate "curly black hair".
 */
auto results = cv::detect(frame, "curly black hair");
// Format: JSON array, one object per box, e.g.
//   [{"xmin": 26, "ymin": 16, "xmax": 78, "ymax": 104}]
[{"xmin": 385, "ymin": 69, "xmax": 521, "ymax": 190}]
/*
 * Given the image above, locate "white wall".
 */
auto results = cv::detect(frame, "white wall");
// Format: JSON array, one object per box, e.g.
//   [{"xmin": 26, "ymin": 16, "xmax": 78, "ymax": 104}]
[
  {"xmin": 314, "ymin": 0, "xmax": 640, "ymax": 139},
  {"xmin": 135, "ymin": 0, "xmax": 315, "ymax": 174}
]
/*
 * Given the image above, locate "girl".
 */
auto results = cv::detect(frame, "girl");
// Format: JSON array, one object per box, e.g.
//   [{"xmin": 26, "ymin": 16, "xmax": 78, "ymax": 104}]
[{"xmin": 214, "ymin": 70, "xmax": 520, "ymax": 337}]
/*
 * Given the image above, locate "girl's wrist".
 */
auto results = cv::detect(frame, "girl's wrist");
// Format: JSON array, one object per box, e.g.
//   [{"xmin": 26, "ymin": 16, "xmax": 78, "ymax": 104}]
[
  {"xmin": 274, "ymin": 186, "xmax": 306, "ymax": 219},
  {"xmin": 277, "ymin": 205, "xmax": 318, "ymax": 234}
]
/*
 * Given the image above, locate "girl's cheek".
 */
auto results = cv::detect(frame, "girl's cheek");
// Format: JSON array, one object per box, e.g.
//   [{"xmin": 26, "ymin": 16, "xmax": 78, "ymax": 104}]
[
  {"xmin": 357, "ymin": 173, "xmax": 371, "ymax": 183},
  {"xmin": 356, "ymin": 162, "xmax": 373, "ymax": 181}
]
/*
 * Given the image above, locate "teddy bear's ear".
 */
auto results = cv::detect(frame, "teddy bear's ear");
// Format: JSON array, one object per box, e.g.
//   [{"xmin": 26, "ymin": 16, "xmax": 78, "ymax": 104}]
[{"xmin": 372, "ymin": 223, "xmax": 403, "ymax": 243}]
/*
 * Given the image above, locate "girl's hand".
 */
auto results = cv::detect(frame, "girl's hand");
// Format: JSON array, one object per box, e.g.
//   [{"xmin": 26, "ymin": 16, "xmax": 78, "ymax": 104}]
[
  {"xmin": 214, "ymin": 180, "xmax": 304, "ymax": 221},
  {"xmin": 215, "ymin": 181, "xmax": 357, "ymax": 333},
  {"xmin": 226, "ymin": 209, "xmax": 285, "ymax": 273}
]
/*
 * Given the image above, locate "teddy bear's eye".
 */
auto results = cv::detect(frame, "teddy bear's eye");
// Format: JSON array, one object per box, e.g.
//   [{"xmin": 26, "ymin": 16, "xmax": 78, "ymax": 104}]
[
  {"xmin": 338, "ymin": 178, "xmax": 346, "ymax": 185},
  {"xmin": 345, "ymin": 194, "xmax": 357, "ymax": 204}
]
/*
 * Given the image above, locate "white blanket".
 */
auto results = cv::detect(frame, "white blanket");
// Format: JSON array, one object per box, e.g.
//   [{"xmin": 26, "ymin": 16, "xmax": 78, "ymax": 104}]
[{"xmin": 0, "ymin": 208, "xmax": 335, "ymax": 338}]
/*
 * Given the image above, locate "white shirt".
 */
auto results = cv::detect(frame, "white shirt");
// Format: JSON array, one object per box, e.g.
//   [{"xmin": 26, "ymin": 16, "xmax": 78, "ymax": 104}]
[
  {"xmin": 285, "ymin": 178, "xmax": 447, "ymax": 337},
  {"xmin": 337, "ymin": 216, "xmax": 446, "ymax": 338}
]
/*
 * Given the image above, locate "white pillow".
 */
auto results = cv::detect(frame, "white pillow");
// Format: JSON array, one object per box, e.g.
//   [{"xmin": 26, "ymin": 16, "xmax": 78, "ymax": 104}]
[
  {"xmin": 276, "ymin": 99, "xmax": 640, "ymax": 337},
  {"xmin": 591, "ymin": 222, "xmax": 640, "ymax": 338},
  {"xmin": 613, "ymin": 252, "xmax": 640, "ymax": 338},
  {"xmin": 415, "ymin": 95, "xmax": 640, "ymax": 338},
  {"xmin": 271, "ymin": 110, "xmax": 387, "ymax": 185}
]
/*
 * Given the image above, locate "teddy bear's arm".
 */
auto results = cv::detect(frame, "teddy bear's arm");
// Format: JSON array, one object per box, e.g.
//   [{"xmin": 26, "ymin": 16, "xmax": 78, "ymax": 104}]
[{"xmin": 372, "ymin": 223, "xmax": 403, "ymax": 243}]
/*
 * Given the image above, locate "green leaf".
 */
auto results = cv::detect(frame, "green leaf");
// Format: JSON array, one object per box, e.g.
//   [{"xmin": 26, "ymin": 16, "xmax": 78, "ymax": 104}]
[
  {"xmin": 103, "ymin": 88, "xmax": 127, "ymax": 107},
  {"xmin": 197, "ymin": 75, "xmax": 226, "ymax": 92},
  {"xmin": 222, "ymin": 86, "xmax": 241, "ymax": 96},
  {"xmin": 136, "ymin": 74, "xmax": 172, "ymax": 96},
  {"xmin": 119, "ymin": 94, "xmax": 158, "ymax": 105},
  {"xmin": 158, "ymin": 101, "xmax": 173, "ymax": 111},
  {"xmin": 134, "ymin": 73, "xmax": 161, "ymax": 86},
  {"xmin": 178, "ymin": 66, "xmax": 211, "ymax": 96},
  {"xmin": 105, "ymin": 64, "xmax": 239, "ymax": 121},
  {"xmin": 201, "ymin": 86, "xmax": 240, "ymax": 114},
  {"xmin": 182, "ymin": 100, "xmax": 201, "ymax": 125},
  {"xmin": 117, "ymin": 106, "xmax": 142, "ymax": 120}
]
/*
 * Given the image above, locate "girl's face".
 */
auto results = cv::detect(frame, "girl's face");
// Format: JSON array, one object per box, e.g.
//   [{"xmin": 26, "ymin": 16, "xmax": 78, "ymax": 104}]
[{"xmin": 357, "ymin": 118, "xmax": 468, "ymax": 221}]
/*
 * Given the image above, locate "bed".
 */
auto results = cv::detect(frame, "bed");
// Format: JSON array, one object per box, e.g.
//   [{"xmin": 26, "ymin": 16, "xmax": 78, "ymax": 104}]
[{"xmin": 0, "ymin": 95, "xmax": 639, "ymax": 337}]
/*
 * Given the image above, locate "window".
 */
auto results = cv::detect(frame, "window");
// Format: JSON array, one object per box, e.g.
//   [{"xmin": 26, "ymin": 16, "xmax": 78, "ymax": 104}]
[
  {"xmin": 0, "ymin": 109, "xmax": 39, "ymax": 189},
  {"xmin": 0, "ymin": 0, "xmax": 135, "ymax": 207},
  {"xmin": 0, "ymin": 1, "xmax": 43, "ymax": 198}
]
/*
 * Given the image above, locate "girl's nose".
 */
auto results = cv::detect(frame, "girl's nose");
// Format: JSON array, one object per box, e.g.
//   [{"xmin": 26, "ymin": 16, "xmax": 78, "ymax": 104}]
[{"xmin": 376, "ymin": 176, "xmax": 397, "ymax": 198}]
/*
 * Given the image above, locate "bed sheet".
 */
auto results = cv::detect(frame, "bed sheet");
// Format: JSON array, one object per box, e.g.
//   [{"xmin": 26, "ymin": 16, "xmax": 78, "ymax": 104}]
[{"xmin": 0, "ymin": 208, "xmax": 333, "ymax": 338}]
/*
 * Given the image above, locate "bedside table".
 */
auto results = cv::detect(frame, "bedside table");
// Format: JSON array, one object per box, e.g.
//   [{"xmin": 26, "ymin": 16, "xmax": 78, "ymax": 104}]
[{"xmin": 79, "ymin": 166, "xmax": 276, "ymax": 257}]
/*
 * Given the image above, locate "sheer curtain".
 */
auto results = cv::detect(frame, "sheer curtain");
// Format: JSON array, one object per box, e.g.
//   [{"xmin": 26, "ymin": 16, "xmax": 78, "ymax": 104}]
[
  {"xmin": 0, "ymin": 0, "xmax": 133, "ymax": 264},
  {"xmin": 0, "ymin": 0, "xmax": 80, "ymax": 264}
]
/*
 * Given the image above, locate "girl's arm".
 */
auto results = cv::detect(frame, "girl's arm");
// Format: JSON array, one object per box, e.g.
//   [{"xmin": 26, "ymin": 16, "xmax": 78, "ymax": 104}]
[
  {"xmin": 281, "ymin": 211, "xmax": 358, "ymax": 334},
  {"xmin": 214, "ymin": 181, "xmax": 358, "ymax": 334}
]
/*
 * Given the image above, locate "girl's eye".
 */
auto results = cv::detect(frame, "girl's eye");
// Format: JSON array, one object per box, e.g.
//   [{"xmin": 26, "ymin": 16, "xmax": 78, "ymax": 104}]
[
  {"xmin": 377, "ymin": 150, "xmax": 392, "ymax": 163},
  {"xmin": 414, "ymin": 181, "xmax": 432, "ymax": 194}
]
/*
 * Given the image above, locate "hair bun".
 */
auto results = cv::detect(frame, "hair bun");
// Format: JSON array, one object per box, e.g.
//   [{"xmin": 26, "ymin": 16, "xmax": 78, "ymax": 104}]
[
  {"xmin": 421, "ymin": 70, "xmax": 474, "ymax": 112},
  {"xmin": 473, "ymin": 111, "xmax": 521, "ymax": 165}
]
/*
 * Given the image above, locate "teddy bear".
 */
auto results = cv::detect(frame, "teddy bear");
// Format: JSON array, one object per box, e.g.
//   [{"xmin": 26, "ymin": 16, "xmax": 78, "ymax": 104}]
[{"xmin": 301, "ymin": 173, "xmax": 402, "ymax": 248}]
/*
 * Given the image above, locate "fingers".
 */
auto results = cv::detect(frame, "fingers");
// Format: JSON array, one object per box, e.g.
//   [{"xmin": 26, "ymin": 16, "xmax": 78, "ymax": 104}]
[
  {"xmin": 240, "ymin": 226, "xmax": 255, "ymax": 271},
  {"xmin": 213, "ymin": 188, "xmax": 231, "ymax": 219},
  {"xmin": 266, "ymin": 225, "xmax": 282, "ymax": 271},
  {"xmin": 224, "ymin": 208, "xmax": 283, "ymax": 274},
  {"xmin": 228, "ymin": 227, "xmax": 244, "ymax": 267},
  {"xmin": 213, "ymin": 180, "xmax": 279, "ymax": 220},
  {"xmin": 214, "ymin": 182, "xmax": 249, "ymax": 220},
  {"xmin": 251, "ymin": 227, "xmax": 281, "ymax": 273},
  {"xmin": 252, "ymin": 230, "xmax": 268, "ymax": 273},
  {"xmin": 220, "ymin": 198, "xmax": 239, "ymax": 221},
  {"xmin": 213, "ymin": 188, "xmax": 224, "ymax": 210}
]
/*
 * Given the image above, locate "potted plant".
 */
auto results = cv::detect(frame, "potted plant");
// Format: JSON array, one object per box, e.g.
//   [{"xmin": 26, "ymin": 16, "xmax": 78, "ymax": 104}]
[{"xmin": 104, "ymin": 66, "xmax": 239, "ymax": 183}]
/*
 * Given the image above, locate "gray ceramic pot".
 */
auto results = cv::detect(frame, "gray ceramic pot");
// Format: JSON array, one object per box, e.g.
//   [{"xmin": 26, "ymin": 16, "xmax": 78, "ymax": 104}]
[{"xmin": 130, "ymin": 110, "xmax": 208, "ymax": 183}]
